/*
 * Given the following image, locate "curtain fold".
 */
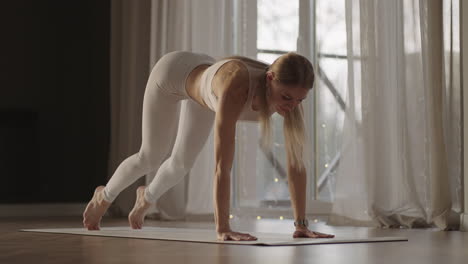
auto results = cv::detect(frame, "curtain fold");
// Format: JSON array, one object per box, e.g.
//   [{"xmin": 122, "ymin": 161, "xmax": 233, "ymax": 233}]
[{"xmin": 328, "ymin": 0, "xmax": 461, "ymax": 229}]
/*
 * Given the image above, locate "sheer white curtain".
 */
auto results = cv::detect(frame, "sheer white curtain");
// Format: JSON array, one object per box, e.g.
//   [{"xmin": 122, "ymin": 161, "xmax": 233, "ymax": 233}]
[
  {"xmin": 328, "ymin": 0, "xmax": 461, "ymax": 229},
  {"xmin": 108, "ymin": 0, "xmax": 241, "ymax": 219},
  {"xmin": 148, "ymin": 0, "xmax": 236, "ymax": 220}
]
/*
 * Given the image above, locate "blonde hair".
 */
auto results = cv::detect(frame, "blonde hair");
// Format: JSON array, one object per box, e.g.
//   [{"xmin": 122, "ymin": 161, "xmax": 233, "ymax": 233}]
[
  {"xmin": 223, "ymin": 53, "xmax": 315, "ymax": 171},
  {"xmin": 269, "ymin": 52, "xmax": 314, "ymax": 171}
]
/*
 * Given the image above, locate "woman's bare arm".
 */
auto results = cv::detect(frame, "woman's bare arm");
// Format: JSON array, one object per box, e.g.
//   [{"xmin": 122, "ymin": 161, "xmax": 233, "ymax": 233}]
[
  {"xmin": 286, "ymin": 148, "xmax": 334, "ymax": 238},
  {"xmin": 287, "ymin": 163, "xmax": 307, "ymax": 226},
  {"xmin": 212, "ymin": 61, "xmax": 256, "ymax": 240},
  {"xmin": 213, "ymin": 84, "xmax": 246, "ymax": 233}
]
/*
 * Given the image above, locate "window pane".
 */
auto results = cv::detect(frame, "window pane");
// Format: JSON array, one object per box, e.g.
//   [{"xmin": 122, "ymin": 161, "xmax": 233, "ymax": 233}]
[
  {"xmin": 316, "ymin": 0, "xmax": 346, "ymax": 55},
  {"xmin": 257, "ymin": 0, "xmax": 299, "ymax": 51},
  {"xmin": 257, "ymin": 52, "xmax": 280, "ymax": 64},
  {"xmin": 253, "ymin": 0, "xmax": 298, "ymax": 208},
  {"xmin": 235, "ymin": 1, "xmax": 299, "ymax": 210},
  {"xmin": 236, "ymin": 114, "xmax": 291, "ymax": 209},
  {"xmin": 316, "ymin": 58, "xmax": 347, "ymax": 202},
  {"xmin": 316, "ymin": 0, "xmax": 347, "ymax": 202}
]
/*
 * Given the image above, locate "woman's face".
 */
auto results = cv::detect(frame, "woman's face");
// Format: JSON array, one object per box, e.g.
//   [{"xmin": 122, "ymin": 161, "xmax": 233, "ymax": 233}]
[{"xmin": 266, "ymin": 72, "xmax": 310, "ymax": 116}]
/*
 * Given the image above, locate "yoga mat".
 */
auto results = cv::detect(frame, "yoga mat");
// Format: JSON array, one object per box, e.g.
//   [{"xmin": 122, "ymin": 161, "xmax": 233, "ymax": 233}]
[{"xmin": 21, "ymin": 227, "xmax": 407, "ymax": 246}]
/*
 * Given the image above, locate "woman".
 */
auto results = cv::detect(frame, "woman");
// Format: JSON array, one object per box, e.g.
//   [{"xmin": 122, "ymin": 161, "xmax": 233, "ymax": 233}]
[{"xmin": 83, "ymin": 51, "xmax": 335, "ymax": 241}]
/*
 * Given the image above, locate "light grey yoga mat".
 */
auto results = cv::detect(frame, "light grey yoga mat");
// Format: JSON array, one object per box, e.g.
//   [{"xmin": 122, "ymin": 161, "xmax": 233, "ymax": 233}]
[{"xmin": 21, "ymin": 227, "xmax": 407, "ymax": 246}]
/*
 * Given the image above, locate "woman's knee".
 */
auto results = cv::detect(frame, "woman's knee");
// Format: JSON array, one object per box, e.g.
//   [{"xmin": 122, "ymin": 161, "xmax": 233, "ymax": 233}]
[
  {"xmin": 136, "ymin": 151, "xmax": 163, "ymax": 171},
  {"xmin": 168, "ymin": 156, "xmax": 193, "ymax": 175}
]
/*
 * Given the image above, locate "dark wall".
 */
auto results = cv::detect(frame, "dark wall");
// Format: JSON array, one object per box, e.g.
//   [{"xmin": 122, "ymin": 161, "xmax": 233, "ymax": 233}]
[{"xmin": 0, "ymin": 0, "xmax": 111, "ymax": 203}]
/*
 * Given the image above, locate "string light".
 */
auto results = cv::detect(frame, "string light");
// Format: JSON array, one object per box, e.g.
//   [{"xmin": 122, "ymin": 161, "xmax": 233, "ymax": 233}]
[
  {"xmin": 274, "ymin": 178, "xmax": 279, "ymax": 182},
  {"xmin": 321, "ymin": 124, "xmax": 326, "ymax": 128},
  {"xmin": 314, "ymin": 219, "xmax": 319, "ymax": 223},
  {"xmin": 229, "ymin": 214, "xmax": 233, "ymax": 219},
  {"xmin": 257, "ymin": 216, "xmax": 262, "ymax": 220},
  {"xmin": 279, "ymin": 216, "xmax": 284, "ymax": 220},
  {"xmin": 324, "ymin": 163, "xmax": 329, "ymax": 168}
]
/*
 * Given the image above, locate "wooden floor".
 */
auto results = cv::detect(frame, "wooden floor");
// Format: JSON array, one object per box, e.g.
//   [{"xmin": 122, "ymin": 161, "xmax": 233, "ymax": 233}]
[{"xmin": 1, "ymin": 216, "xmax": 467, "ymax": 264}]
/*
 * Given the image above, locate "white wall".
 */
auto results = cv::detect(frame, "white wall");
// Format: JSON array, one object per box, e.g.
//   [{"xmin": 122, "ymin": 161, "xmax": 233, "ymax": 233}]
[{"xmin": 462, "ymin": 0, "xmax": 468, "ymax": 231}]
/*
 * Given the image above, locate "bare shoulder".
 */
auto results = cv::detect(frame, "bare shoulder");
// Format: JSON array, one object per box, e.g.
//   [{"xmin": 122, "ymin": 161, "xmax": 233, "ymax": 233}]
[{"xmin": 212, "ymin": 60, "xmax": 249, "ymax": 101}]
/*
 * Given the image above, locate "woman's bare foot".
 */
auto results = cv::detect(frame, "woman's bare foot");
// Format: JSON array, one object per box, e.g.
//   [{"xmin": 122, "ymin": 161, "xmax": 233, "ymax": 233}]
[
  {"xmin": 128, "ymin": 186, "xmax": 153, "ymax": 229},
  {"xmin": 83, "ymin": 186, "xmax": 111, "ymax": 230}
]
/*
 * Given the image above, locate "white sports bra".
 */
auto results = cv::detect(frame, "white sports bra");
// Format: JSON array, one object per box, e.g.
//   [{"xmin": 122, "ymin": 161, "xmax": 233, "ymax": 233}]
[{"xmin": 199, "ymin": 59, "xmax": 263, "ymax": 121}]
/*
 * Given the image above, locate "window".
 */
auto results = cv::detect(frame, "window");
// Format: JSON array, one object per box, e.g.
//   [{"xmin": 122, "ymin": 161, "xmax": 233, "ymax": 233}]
[{"xmin": 233, "ymin": 0, "xmax": 347, "ymax": 217}]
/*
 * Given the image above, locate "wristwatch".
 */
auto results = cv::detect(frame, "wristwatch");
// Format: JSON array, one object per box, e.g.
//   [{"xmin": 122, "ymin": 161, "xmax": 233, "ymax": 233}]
[{"xmin": 294, "ymin": 219, "xmax": 309, "ymax": 227}]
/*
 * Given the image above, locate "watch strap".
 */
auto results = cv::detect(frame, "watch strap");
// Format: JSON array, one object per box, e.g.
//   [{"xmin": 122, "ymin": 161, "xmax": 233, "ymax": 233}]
[{"xmin": 294, "ymin": 219, "xmax": 309, "ymax": 227}]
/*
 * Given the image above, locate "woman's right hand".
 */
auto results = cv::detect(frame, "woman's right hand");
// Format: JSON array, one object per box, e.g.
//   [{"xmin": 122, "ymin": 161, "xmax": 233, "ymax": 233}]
[{"xmin": 217, "ymin": 230, "xmax": 258, "ymax": 241}]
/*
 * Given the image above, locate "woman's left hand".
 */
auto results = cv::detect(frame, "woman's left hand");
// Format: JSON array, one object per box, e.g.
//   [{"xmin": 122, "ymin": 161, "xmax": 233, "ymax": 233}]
[{"xmin": 293, "ymin": 228, "xmax": 335, "ymax": 238}]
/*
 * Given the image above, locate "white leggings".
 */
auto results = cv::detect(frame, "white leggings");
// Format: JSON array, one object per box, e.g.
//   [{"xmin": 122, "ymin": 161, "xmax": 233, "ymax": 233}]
[{"xmin": 103, "ymin": 51, "xmax": 215, "ymax": 203}]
